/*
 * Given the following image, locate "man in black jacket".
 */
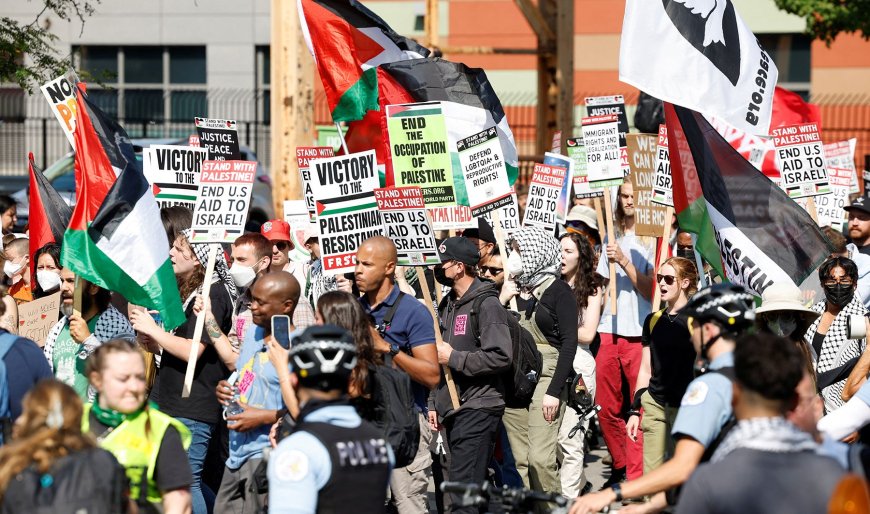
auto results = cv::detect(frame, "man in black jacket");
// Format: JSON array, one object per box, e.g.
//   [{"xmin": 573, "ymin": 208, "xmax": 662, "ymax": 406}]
[{"xmin": 431, "ymin": 236, "xmax": 512, "ymax": 514}]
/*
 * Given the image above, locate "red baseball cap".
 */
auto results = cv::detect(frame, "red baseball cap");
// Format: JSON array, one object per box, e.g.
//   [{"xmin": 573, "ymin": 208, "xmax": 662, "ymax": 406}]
[{"xmin": 260, "ymin": 219, "xmax": 292, "ymax": 242}]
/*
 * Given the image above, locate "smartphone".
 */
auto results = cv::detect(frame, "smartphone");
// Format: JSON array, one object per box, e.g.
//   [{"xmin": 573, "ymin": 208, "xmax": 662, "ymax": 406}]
[{"xmin": 272, "ymin": 315, "xmax": 292, "ymax": 349}]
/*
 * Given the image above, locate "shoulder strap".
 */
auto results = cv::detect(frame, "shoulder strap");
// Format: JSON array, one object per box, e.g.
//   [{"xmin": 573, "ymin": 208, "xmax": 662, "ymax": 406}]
[
  {"xmin": 648, "ymin": 309, "xmax": 666, "ymax": 333},
  {"xmin": 709, "ymin": 366, "xmax": 736, "ymax": 382},
  {"xmin": 0, "ymin": 332, "xmax": 17, "ymax": 359},
  {"xmin": 379, "ymin": 292, "xmax": 406, "ymax": 337},
  {"xmin": 470, "ymin": 289, "xmax": 500, "ymax": 342}
]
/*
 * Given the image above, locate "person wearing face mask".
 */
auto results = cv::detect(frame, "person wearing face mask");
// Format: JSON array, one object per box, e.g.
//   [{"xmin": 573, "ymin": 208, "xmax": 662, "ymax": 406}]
[
  {"xmin": 32, "ymin": 242, "xmax": 63, "ymax": 299},
  {"xmin": 3, "ymin": 238, "xmax": 32, "ymax": 304},
  {"xmin": 42, "ymin": 268, "xmax": 135, "ymax": 401},
  {"xmin": 804, "ymin": 257, "xmax": 868, "ymax": 412},
  {"xmin": 754, "ymin": 282, "xmax": 820, "ymax": 384}
]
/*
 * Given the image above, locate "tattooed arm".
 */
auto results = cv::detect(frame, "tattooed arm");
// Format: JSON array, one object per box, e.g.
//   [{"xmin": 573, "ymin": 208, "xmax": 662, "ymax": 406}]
[{"xmin": 195, "ymin": 295, "xmax": 239, "ymax": 370}]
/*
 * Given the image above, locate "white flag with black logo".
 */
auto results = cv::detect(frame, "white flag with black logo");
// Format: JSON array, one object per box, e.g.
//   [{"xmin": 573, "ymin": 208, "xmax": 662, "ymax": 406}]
[{"xmin": 619, "ymin": 0, "xmax": 778, "ymax": 136}]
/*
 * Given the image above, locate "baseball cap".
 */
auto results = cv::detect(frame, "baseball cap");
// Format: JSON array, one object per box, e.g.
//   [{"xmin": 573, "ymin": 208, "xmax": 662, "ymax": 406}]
[
  {"xmin": 844, "ymin": 196, "xmax": 870, "ymax": 216},
  {"xmin": 437, "ymin": 237, "xmax": 480, "ymax": 266},
  {"xmin": 260, "ymin": 219, "xmax": 292, "ymax": 242}
]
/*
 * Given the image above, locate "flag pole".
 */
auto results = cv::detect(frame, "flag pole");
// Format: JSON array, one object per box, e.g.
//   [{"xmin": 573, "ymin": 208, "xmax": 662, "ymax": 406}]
[
  {"xmin": 415, "ymin": 266, "xmax": 460, "ymax": 410},
  {"xmin": 603, "ymin": 189, "xmax": 618, "ymax": 314},
  {"xmin": 182, "ymin": 244, "xmax": 218, "ymax": 398},
  {"xmin": 652, "ymin": 205, "xmax": 675, "ymax": 311},
  {"xmin": 334, "ymin": 122, "xmax": 350, "ymax": 155},
  {"xmin": 72, "ymin": 276, "xmax": 83, "ymax": 317}
]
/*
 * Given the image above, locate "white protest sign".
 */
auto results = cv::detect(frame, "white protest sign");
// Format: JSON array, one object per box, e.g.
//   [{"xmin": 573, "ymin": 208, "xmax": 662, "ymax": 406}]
[
  {"xmin": 40, "ymin": 73, "xmax": 78, "ymax": 149},
  {"xmin": 310, "ymin": 150, "xmax": 383, "ymax": 274},
  {"xmin": 190, "ymin": 161, "xmax": 256, "ymax": 243},
  {"xmin": 772, "ymin": 122, "xmax": 829, "ymax": 199},
  {"xmin": 582, "ymin": 115, "xmax": 622, "ymax": 189},
  {"xmin": 586, "ymin": 95, "xmax": 630, "ymax": 176},
  {"xmin": 143, "ymin": 145, "xmax": 207, "ymax": 210},
  {"xmin": 283, "ymin": 200, "xmax": 314, "ymax": 263},
  {"xmin": 651, "ymin": 124, "xmax": 673, "ymax": 206},
  {"xmin": 480, "ymin": 190, "xmax": 520, "ymax": 237},
  {"xmin": 375, "ymin": 187, "xmax": 439, "ymax": 266},
  {"xmin": 825, "ymin": 139, "xmax": 859, "ymax": 195},
  {"xmin": 523, "ymin": 163, "xmax": 567, "ymax": 231},
  {"xmin": 457, "ymin": 127, "xmax": 512, "ymax": 217},
  {"xmin": 428, "ymin": 206, "xmax": 476, "ymax": 231},
  {"xmin": 296, "ymin": 147, "xmax": 335, "ymax": 220},
  {"xmin": 566, "ymin": 138, "xmax": 602, "ymax": 199}
]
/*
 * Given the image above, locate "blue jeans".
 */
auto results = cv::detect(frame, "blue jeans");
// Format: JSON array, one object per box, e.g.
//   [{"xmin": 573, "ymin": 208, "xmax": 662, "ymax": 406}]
[{"xmin": 177, "ymin": 417, "xmax": 216, "ymax": 514}]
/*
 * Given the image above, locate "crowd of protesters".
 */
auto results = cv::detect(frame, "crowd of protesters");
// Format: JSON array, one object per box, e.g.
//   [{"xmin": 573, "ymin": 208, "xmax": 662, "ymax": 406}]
[{"xmin": 0, "ymin": 186, "xmax": 869, "ymax": 514}]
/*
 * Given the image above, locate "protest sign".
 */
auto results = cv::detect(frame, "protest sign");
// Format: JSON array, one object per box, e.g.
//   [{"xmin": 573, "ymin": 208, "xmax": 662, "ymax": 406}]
[
  {"xmin": 386, "ymin": 102, "xmax": 456, "ymax": 206},
  {"xmin": 651, "ymin": 125, "xmax": 673, "ymax": 207},
  {"xmin": 40, "ymin": 73, "xmax": 78, "ymax": 149},
  {"xmin": 17, "ymin": 292, "xmax": 60, "ymax": 347},
  {"xmin": 586, "ymin": 96, "xmax": 629, "ymax": 177},
  {"xmin": 296, "ymin": 146, "xmax": 335, "ymax": 219},
  {"xmin": 523, "ymin": 163, "xmax": 567, "ymax": 231},
  {"xmin": 551, "ymin": 131, "xmax": 562, "ymax": 153},
  {"xmin": 627, "ymin": 134, "xmax": 670, "ymax": 237},
  {"xmin": 457, "ymin": 127, "xmax": 512, "ymax": 217},
  {"xmin": 567, "ymin": 138, "xmax": 602, "ymax": 199},
  {"xmin": 582, "ymin": 115, "xmax": 623, "ymax": 189},
  {"xmin": 710, "ymin": 116, "xmax": 779, "ymax": 181},
  {"xmin": 825, "ymin": 139, "xmax": 859, "ymax": 194},
  {"xmin": 375, "ymin": 187, "xmax": 439, "ymax": 266},
  {"xmin": 543, "ymin": 152, "xmax": 575, "ymax": 224},
  {"xmin": 143, "ymin": 145, "xmax": 207, "ymax": 210},
  {"xmin": 772, "ymin": 123, "xmax": 829, "ymax": 199},
  {"xmin": 283, "ymin": 200, "xmax": 314, "ymax": 263},
  {"xmin": 310, "ymin": 150, "xmax": 383, "ymax": 274},
  {"xmin": 188, "ymin": 135, "xmax": 200, "ymax": 147},
  {"xmin": 194, "ymin": 117, "xmax": 241, "ymax": 161},
  {"xmin": 428, "ymin": 206, "xmax": 476, "ymax": 231},
  {"xmin": 480, "ymin": 190, "xmax": 520, "ymax": 237},
  {"xmin": 190, "ymin": 161, "xmax": 256, "ymax": 243}
]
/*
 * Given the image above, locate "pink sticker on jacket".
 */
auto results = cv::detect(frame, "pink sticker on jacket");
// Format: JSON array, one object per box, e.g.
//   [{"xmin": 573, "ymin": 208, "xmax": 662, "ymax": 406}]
[{"xmin": 454, "ymin": 314, "xmax": 468, "ymax": 335}]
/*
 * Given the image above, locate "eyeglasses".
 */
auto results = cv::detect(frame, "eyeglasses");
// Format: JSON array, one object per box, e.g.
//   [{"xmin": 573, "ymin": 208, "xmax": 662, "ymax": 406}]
[
  {"xmin": 656, "ymin": 274, "xmax": 676, "ymax": 285},
  {"xmin": 480, "ymin": 266, "xmax": 503, "ymax": 276},
  {"xmin": 823, "ymin": 278, "xmax": 854, "ymax": 287},
  {"xmin": 275, "ymin": 241, "xmax": 291, "ymax": 251}
]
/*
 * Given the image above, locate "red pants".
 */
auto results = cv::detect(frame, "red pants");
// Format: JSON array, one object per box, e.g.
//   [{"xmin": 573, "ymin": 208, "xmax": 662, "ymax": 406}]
[{"xmin": 595, "ymin": 333, "xmax": 644, "ymax": 479}]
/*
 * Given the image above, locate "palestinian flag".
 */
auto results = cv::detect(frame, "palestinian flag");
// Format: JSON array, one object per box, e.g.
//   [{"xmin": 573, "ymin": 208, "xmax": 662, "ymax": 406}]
[
  {"xmin": 61, "ymin": 85, "xmax": 185, "ymax": 329},
  {"xmin": 298, "ymin": 0, "xmax": 429, "ymax": 122},
  {"xmin": 28, "ymin": 153, "xmax": 72, "ymax": 280},
  {"xmin": 666, "ymin": 102, "xmax": 833, "ymax": 296}
]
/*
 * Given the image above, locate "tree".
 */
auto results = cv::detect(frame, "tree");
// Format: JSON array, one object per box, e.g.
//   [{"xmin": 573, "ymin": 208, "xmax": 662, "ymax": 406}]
[
  {"xmin": 775, "ymin": 0, "xmax": 870, "ymax": 43},
  {"xmin": 0, "ymin": 0, "xmax": 99, "ymax": 92}
]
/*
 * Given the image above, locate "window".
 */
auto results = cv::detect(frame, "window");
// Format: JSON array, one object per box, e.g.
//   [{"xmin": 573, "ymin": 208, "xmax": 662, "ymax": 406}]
[
  {"xmin": 72, "ymin": 45, "xmax": 207, "ymax": 125},
  {"xmin": 255, "ymin": 46, "xmax": 270, "ymax": 124},
  {"xmin": 757, "ymin": 34, "xmax": 811, "ymax": 99}
]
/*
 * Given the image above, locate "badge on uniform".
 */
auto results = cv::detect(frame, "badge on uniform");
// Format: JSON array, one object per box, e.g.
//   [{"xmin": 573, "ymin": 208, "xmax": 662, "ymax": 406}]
[
  {"xmin": 273, "ymin": 450, "xmax": 309, "ymax": 482},
  {"xmin": 681, "ymin": 381, "xmax": 709, "ymax": 406}
]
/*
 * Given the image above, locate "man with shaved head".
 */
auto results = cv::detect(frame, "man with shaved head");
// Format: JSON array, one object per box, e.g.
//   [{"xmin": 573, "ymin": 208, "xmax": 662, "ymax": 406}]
[
  {"xmin": 214, "ymin": 271, "xmax": 299, "ymax": 512},
  {"xmin": 356, "ymin": 236, "xmax": 439, "ymax": 513}
]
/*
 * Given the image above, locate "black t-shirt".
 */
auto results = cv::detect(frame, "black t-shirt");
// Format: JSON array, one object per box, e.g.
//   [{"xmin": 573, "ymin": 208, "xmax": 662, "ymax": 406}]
[
  {"xmin": 156, "ymin": 284, "xmax": 233, "ymax": 424},
  {"xmin": 89, "ymin": 411, "xmax": 193, "ymax": 493},
  {"xmin": 642, "ymin": 310, "xmax": 695, "ymax": 407}
]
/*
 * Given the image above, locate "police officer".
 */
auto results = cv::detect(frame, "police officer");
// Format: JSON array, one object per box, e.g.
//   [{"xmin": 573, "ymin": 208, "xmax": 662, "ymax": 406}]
[
  {"xmin": 268, "ymin": 325, "xmax": 394, "ymax": 514},
  {"xmin": 570, "ymin": 284, "xmax": 755, "ymax": 514}
]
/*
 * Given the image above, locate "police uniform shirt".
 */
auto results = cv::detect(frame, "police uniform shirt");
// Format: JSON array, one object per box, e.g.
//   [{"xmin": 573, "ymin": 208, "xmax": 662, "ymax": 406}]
[{"xmin": 670, "ymin": 352, "xmax": 734, "ymax": 447}]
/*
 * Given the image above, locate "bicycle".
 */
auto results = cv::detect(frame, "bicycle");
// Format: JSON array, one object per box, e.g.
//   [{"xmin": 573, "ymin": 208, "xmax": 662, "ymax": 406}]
[{"xmin": 440, "ymin": 481, "xmax": 569, "ymax": 514}]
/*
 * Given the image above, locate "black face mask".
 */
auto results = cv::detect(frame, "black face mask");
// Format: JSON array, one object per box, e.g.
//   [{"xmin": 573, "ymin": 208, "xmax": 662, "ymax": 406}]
[
  {"xmin": 433, "ymin": 266, "xmax": 454, "ymax": 287},
  {"xmin": 677, "ymin": 248, "xmax": 696, "ymax": 261},
  {"xmin": 824, "ymin": 283, "xmax": 854, "ymax": 307}
]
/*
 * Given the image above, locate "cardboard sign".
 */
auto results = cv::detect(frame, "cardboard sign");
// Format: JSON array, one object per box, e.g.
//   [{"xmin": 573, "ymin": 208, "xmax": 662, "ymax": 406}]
[
  {"xmin": 40, "ymin": 73, "xmax": 78, "ymax": 149},
  {"xmin": 283, "ymin": 200, "xmax": 314, "ymax": 263},
  {"xmin": 194, "ymin": 117, "xmax": 241, "ymax": 161},
  {"xmin": 18, "ymin": 292, "xmax": 60, "ymax": 346},
  {"xmin": 143, "ymin": 145, "xmax": 207, "ymax": 210},
  {"xmin": 190, "ymin": 161, "xmax": 256, "ymax": 243},
  {"xmin": 523, "ymin": 163, "xmax": 567, "ymax": 231},
  {"xmin": 567, "ymin": 138, "xmax": 602, "ymax": 199},
  {"xmin": 544, "ymin": 152, "xmax": 575, "ymax": 224},
  {"xmin": 310, "ymin": 150, "xmax": 383, "ymax": 274},
  {"xmin": 586, "ymin": 95, "xmax": 630, "ymax": 177},
  {"xmin": 651, "ymin": 124, "xmax": 673, "ymax": 206},
  {"xmin": 773, "ymin": 123, "xmax": 829, "ymax": 199},
  {"xmin": 386, "ymin": 102, "xmax": 456, "ymax": 206},
  {"xmin": 627, "ymin": 134, "xmax": 671, "ymax": 237},
  {"xmin": 428, "ymin": 206, "xmax": 476, "ymax": 231},
  {"xmin": 480, "ymin": 190, "xmax": 520, "ymax": 237},
  {"xmin": 457, "ymin": 127, "xmax": 512, "ymax": 217},
  {"xmin": 296, "ymin": 147, "xmax": 335, "ymax": 220},
  {"xmin": 375, "ymin": 187, "xmax": 439, "ymax": 266},
  {"xmin": 825, "ymin": 139, "xmax": 859, "ymax": 194},
  {"xmin": 582, "ymin": 115, "xmax": 623, "ymax": 189}
]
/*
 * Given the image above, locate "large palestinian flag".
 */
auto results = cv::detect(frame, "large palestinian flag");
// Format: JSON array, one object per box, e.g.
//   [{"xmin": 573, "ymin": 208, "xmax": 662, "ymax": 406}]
[
  {"xmin": 298, "ymin": 0, "xmax": 429, "ymax": 122},
  {"xmin": 28, "ymin": 153, "xmax": 72, "ymax": 280},
  {"xmin": 666, "ymin": 102, "xmax": 833, "ymax": 296},
  {"xmin": 61, "ymin": 85, "xmax": 185, "ymax": 329}
]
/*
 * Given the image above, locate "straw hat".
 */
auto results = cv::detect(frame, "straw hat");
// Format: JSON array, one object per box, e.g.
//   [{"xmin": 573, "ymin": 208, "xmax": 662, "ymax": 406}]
[{"xmin": 755, "ymin": 282, "xmax": 819, "ymax": 322}]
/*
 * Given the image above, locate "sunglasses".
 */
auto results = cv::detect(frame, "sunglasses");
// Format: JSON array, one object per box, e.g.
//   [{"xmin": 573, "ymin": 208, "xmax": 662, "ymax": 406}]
[
  {"xmin": 275, "ymin": 241, "xmax": 291, "ymax": 251},
  {"xmin": 480, "ymin": 266, "xmax": 503, "ymax": 276},
  {"xmin": 656, "ymin": 274, "xmax": 676, "ymax": 285}
]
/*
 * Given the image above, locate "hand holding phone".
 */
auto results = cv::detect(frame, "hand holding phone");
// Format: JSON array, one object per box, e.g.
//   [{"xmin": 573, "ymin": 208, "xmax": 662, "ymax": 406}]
[{"xmin": 272, "ymin": 315, "xmax": 292, "ymax": 350}]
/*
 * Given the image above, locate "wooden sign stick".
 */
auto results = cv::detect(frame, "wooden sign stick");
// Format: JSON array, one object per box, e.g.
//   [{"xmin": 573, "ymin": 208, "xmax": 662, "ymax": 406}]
[
  {"xmin": 182, "ymin": 244, "xmax": 218, "ymax": 398},
  {"xmin": 602, "ymin": 189, "xmax": 618, "ymax": 314},
  {"xmin": 651, "ymin": 205, "xmax": 675, "ymax": 311},
  {"xmin": 593, "ymin": 197, "xmax": 606, "ymax": 241},
  {"xmin": 491, "ymin": 209, "xmax": 518, "ymax": 311},
  {"xmin": 415, "ymin": 266, "xmax": 460, "ymax": 410},
  {"xmin": 72, "ymin": 276, "xmax": 83, "ymax": 317}
]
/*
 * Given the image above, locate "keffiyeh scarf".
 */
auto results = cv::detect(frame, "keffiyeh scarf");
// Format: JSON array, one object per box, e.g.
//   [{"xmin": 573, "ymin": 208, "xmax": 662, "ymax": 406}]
[
  {"xmin": 711, "ymin": 417, "xmax": 818, "ymax": 463},
  {"xmin": 181, "ymin": 229, "xmax": 239, "ymax": 303},
  {"xmin": 507, "ymin": 227, "xmax": 561, "ymax": 292}
]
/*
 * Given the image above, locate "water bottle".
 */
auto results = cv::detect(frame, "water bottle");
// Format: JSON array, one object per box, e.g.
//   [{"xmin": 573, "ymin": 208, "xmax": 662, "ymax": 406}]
[{"xmin": 223, "ymin": 371, "xmax": 245, "ymax": 420}]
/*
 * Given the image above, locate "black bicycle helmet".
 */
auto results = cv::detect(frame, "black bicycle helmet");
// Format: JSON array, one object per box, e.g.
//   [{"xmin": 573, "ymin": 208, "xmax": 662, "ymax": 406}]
[
  {"xmin": 289, "ymin": 324, "xmax": 357, "ymax": 391},
  {"xmin": 681, "ymin": 283, "xmax": 756, "ymax": 332}
]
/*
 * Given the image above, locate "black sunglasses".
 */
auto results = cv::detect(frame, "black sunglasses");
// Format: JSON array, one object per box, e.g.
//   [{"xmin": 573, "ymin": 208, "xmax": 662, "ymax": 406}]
[
  {"xmin": 480, "ymin": 266, "xmax": 503, "ymax": 276},
  {"xmin": 275, "ymin": 241, "xmax": 291, "ymax": 251},
  {"xmin": 656, "ymin": 274, "xmax": 676, "ymax": 285}
]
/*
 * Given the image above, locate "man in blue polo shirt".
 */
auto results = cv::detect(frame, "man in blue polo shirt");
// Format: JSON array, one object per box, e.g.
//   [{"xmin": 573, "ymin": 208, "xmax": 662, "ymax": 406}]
[{"xmin": 356, "ymin": 236, "xmax": 439, "ymax": 514}]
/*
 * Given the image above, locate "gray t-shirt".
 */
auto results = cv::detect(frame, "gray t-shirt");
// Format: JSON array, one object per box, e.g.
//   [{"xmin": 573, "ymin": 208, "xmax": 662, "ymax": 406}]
[{"xmin": 596, "ymin": 233, "xmax": 653, "ymax": 337}]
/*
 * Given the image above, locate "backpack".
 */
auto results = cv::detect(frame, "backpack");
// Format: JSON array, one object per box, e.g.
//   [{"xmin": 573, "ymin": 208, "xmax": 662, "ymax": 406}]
[
  {"xmin": 0, "ymin": 332, "xmax": 18, "ymax": 446},
  {"xmin": 353, "ymin": 292, "xmax": 420, "ymax": 468}
]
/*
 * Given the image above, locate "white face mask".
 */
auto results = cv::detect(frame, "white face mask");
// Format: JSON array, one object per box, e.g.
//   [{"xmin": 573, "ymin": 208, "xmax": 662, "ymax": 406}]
[
  {"xmin": 506, "ymin": 252, "xmax": 524, "ymax": 277},
  {"xmin": 3, "ymin": 260, "xmax": 23, "ymax": 279},
  {"xmin": 36, "ymin": 270, "xmax": 62, "ymax": 292},
  {"xmin": 229, "ymin": 262, "xmax": 257, "ymax": 289}
]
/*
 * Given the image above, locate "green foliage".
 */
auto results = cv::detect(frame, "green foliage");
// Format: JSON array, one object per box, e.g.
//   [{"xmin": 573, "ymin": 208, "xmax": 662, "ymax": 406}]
[
  {"xmin": 0, "ymin": 1, "xmax": 99, "ymax": 92},
  {"xmin": 775, "ymin": 0, "xmax": 870, "ymax": 43}
]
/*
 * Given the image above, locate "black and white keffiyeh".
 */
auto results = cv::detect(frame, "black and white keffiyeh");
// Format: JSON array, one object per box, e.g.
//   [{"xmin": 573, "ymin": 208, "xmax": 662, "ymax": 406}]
[
  {"xmin": 507, "ymin": 227, "xmax": 561, "ymax": 292},
  {"xmin": 711, "ymin": 417, "xmax": 818, "ymax": 463},
  {"xmin": 181, "ymin": 229, "xmax": 239, "ymax": 302}
]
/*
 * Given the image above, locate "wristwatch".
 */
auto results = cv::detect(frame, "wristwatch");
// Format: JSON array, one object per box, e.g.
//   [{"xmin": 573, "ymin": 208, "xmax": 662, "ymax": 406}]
[
  {"xmin": 610, "ymin": 483, "xmax": 623, "ymax": 502},
  {"xmin": 388, "ymin": 342, "xmax": 401, "ymax": 357}
]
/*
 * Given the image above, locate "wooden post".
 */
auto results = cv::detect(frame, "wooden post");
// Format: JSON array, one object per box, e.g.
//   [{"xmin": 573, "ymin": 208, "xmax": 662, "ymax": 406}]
[
  {"xmin": 593, "ymin": 198, "xmax": 605, "ymax": 242},
  {"xmin": 72, "ymin": 276, "xmax": 83, "ymax": 317},
  {"xmin": 602, "ymin": 190, "xmax": 618, "ymax": 313},
  {"xmin": 182, "ymin": 244, "xmax": 218, "ymax": 398},
  {"xmin": 651, "ymin": 206, "xmax": 675, "ymax": 311},
  {"xmin": 415, "ymin": 266, "xmax": 460, "ymax": 410},
  {"xmin": 271, "ymin": 0, "xmax": 314, "ymax": 217},
  {"xmin": 425, "ymin": 0, "xmax": 440, "ymax": 48}
]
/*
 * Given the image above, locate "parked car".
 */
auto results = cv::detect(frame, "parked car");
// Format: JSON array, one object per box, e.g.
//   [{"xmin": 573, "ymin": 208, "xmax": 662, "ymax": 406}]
[{"xmin": 11, "ymin": 138, "xmax": 274, "ymax": 233}]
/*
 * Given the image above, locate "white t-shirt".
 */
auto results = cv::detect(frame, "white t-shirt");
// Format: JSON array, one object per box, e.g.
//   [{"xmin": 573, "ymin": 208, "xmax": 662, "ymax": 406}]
[{"xmin": 596, "ymin": 233, "xmax": 653, "ymax": 337}]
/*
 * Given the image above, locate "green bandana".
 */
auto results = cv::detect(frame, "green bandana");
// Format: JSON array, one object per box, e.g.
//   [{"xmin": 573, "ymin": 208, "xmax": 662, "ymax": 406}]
[{"xmin": 91, "ymin": 399, "xmax": 128, "ymax": 428}]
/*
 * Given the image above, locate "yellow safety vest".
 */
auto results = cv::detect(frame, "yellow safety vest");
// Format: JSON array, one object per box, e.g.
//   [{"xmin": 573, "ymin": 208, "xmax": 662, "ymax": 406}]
[{"xmin": 82, "ymin": 404, "xmax": 191, "ymax": 504}]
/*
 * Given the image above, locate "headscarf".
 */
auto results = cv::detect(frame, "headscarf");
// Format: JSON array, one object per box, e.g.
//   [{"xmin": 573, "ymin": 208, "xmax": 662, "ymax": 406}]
[
  {"xmin": 507, "ymin": 227, "xmax": 561, "ymax": 292},
  {"xmin": 181, "ymin": 229, "xmax": 239, "ymax": 303}
]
